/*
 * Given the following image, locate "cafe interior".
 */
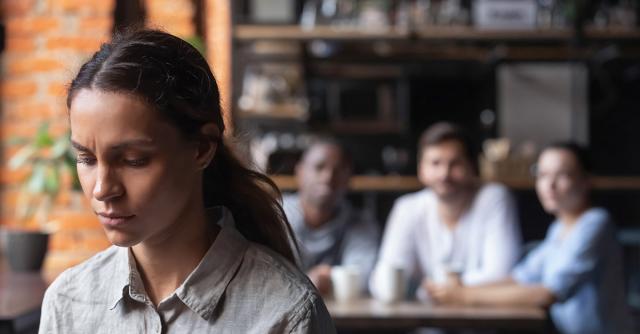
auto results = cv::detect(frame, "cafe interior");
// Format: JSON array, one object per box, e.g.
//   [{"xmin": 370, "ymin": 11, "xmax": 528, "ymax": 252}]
[{"xmin": 1, "ymin": 0, "xmax": 640, "ymax": 333}]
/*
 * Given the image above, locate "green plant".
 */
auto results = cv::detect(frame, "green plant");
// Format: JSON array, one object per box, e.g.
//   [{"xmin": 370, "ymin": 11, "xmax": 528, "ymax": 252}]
[{"xmin": 7, "ymin": 122, "xmax": 80, "ymax": 230}]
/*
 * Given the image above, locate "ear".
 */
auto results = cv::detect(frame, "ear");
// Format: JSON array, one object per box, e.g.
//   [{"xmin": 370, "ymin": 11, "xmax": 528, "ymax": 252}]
[{"xmin": 195, "ymin": 123, "xmax": 220, "ymax": 170}]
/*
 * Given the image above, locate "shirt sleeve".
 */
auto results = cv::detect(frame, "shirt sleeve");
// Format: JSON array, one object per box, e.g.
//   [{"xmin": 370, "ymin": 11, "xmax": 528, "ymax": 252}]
[
  {"xmin": 543, "ymin": 214, "xmax": 612, "ymax": 302},
  {"xmin": 462, "ymin": 187, "xmax": 522, "ymax": 285},
  {"xmin": 512, "ymin": 239, "xmax": 549, "ymax": 284},
  {"xmin": 288, "ymin": 293, "xmax": 336, "ymax": 334},
  {"xmin": 340, "ymin": 213, "xmax": 380, "ymax": 293},
  {"xmin": 369, "ymin": 195, "xmax": 419, "ymax": 300},
  {"xmin": 39, "ymin": 274, "xmax": 68, "ymax": 334}
]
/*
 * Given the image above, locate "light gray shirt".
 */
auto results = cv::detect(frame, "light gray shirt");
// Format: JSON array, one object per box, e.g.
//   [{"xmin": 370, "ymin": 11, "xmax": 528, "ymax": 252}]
[
  {"xmin": 39, "ymin": 207, "xmax": 336, "ymax": 334},
  {"xmin": 283, "ymin": 193, "xmax": 379, "ymax": 291}
]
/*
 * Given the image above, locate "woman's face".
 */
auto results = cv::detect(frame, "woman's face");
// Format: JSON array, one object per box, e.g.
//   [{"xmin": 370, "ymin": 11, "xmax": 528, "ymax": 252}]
[
  {"xmin": 70, "ymin": 89, "xmax": 203, "ymax": 247},
  {"xmin": 535, "ymin": 148, "xmax": 588, "ymax": 215}
]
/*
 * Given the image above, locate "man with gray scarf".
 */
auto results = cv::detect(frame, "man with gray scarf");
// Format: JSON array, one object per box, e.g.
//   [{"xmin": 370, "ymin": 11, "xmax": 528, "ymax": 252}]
[{"xmin": 283, "ymin": 137, "xmax": 379, "ymax": 296}]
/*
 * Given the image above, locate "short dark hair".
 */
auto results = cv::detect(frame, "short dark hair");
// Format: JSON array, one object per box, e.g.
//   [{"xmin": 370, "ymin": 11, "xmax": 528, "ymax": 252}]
[
  {"xmin": 417, "ymin": 122, "xmax": 478, "ymax": 173},
  {"xmin": 542, "ymin": 141, "xmax": 591, "ymax": 174},
  {"xmin": 301, "ymin": 135, "xmax": 352, "ymax": 168}
]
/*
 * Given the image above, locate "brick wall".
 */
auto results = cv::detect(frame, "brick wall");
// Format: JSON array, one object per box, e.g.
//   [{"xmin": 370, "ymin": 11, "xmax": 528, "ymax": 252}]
[
  {"xmin": 145, "ymin": 0, "xmax": 195, "ymax": 38},
  {"xmin": 1, "ymin": 0, "xmax": 198, "ymax": 272}
]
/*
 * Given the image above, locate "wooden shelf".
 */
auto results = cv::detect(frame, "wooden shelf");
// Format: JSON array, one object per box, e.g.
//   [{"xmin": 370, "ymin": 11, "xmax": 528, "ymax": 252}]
[
  {"xmin": 235, "ymin": 25, "xmax": 640, "ymax": 43},
  {"xmin": 584, "ymin": 27, "xmax": 640, "ymax": 40},
  {"xmin": 270, "ymin": 175, "xmax": 640, "ymax": 192},
  {"xmin": 414, "ymin": 27, "xmax": 572, "ymax": 41},
  {"xmin": 235, "ymin": 25, "xmax": 409, "ymax": 41},
  {"xmin": 238, "ymin": 107, "xmax": 308, "ymax": 120}
]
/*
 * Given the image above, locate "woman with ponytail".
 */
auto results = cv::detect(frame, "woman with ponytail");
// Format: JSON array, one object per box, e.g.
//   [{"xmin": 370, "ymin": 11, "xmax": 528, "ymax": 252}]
[{"xmin": 39, "ymin": 29, "xmax": 335, "ymax": 334}]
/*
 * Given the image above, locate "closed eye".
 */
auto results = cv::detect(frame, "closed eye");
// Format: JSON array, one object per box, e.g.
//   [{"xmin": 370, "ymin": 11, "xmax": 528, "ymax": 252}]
[
  {"xmin": 76, "ymin": 155, "xmax": 97, "ymax": 165},
  {"xmin": 123, "ymin": 158, "xmax": 149, "ymax": 167}
]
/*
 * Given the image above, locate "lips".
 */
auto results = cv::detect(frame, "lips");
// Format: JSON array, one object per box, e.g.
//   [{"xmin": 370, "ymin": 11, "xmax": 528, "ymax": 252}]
[{"xmin": 97, "ymin": 212, "xmax": 135, "ymax": 227}]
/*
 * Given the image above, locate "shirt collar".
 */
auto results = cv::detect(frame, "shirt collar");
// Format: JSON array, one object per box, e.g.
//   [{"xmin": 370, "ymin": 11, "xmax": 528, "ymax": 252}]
[
  {"xmin": 107, "ymin": 206, "xmax": 250, "ymax": 320},
  {"xmin": 108, "ymin": 246, "xmax": 134, "ymax": 309},
  {"xmin": 175, "ymin": 206, "xmax": 249, "ymax": 320}
]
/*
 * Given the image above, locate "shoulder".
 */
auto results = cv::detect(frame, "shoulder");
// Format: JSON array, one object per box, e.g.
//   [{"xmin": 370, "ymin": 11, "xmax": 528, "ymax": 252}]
[
  {"xmin": 472, "ymin": 183, "xmax": 516, "ymax": 210},
  {"xmin": 576, "ymin": 207, "xmax": 616, "ymax": 239},
  {"xmin": 393, "ymin": 188, "xmax": 432, "ymax": 210},
  {"xmin": 44, "ymin": 246, "xmax": 123, "ymax": 304},
  {"xmin": 229, "ymin": 243, "xmax": 331, "ymax": 329},
  {"xmin": 282, "ymin": 193, "xmax": 299, "ymax": 208},
  {"xmin": 282, "ymin": 193, "xmax": 305, "ymax": 229},
  {"xmin": 240, "ymin": 242, "xmax": 316, "ymax": 293},
  {"xmin": 476, "ymin": 183, "xmax": 513, "ymax": 202}
]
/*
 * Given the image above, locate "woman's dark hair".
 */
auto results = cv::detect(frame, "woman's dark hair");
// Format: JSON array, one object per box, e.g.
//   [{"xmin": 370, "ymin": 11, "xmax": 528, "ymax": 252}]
[
  {"xmin": 417, "ymin": 122, "xmax": 478, "ymax": 174},
  {"xmin": 67, "ymin": 29, "xmax": 296, "ymax": 263},
  {"xmin": 542, "ymin": 141, "xmax": 591, "ymax": 174}
]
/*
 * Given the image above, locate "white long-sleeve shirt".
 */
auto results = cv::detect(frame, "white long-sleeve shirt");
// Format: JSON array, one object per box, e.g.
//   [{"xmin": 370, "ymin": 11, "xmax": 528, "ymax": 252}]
[{"xmin": 370, "ymin": 183, "xmax": 522, "ymax": 300}]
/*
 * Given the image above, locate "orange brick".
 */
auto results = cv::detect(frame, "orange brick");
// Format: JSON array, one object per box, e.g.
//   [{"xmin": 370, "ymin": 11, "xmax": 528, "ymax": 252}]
[
  {"xmin": 5, "ymin": 37, "xmax": 36, "ymax": 53},
  {"xmin": 49, "ymin": 0, "xmax": 114, "ymax": 14},
  {"xmin": 3, "ymin": 102, "xmax": 56, "ymax": 121},
  {"xmin": 2, "ymin": 188, "xmax": 26, "ymax": 210},
  {"xmin": 79, "ymin": 17, "xmax": 113, "ymax": 33},
  {"xmin": 48, "ymin": 82, "xmax": 69, "ymax": 98},
  {"xmin": 81, "ymin": 232, "xmax": 111, "ymax": 252},
  {"xmin": 8, "ymin": 57, "xmax": 65, "ymax": 75},
  {"xmin": 46, "ymin": 36, "xmax": 105, "ymax": 52},
  {"xmin": 45, "ymin": 250, "xmax": 96, "ymax": 272},
  {"xmin": 0, "ymin": 80, "xmax": 38, "ymax": 99},
  {"xmin": 1, "ymin": 0, "xmax": 36, "ymax": 17},
  {"xmin": 1, "ymin": 121, "xmax": 69, "ymax": 142},
  {"xmin": 51, "ymin": 211, "xmax": 99, "ymax": 229},
  {"xmin": 6, "ymin": 17, "xmax": 60, "ymax": 36},
  {"xmin": 49, "ymin": 230, "xmax": 81, "ymax": 251}
]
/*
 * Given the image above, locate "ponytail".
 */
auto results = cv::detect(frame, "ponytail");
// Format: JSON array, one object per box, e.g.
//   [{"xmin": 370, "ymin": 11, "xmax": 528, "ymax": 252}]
[{"xmin": 204, "ymin": 141, "xmax": 296, "ymax": 263}]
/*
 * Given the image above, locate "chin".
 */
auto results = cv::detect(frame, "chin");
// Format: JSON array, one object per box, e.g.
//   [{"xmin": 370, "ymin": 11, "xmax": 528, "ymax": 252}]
[
  {"xmin": 104, "ymin": 230, "xmax": 141, "ymax": 248},
  {"xmin": 541, "ymin": 203, "xmax": 559, "ymax": 215}
]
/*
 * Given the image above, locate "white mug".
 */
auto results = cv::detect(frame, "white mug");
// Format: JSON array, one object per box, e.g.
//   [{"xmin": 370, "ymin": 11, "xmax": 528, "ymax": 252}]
[
  {"xmin": 331, "ymin": 266, "xmax": 361, "ymax": 303},
  {"xmin": 375, "ymin": 264, "xmax": 405, "ymax": 303}
]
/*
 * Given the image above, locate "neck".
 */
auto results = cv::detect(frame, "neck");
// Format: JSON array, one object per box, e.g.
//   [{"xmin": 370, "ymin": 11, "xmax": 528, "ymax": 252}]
[
  {"xmin": 558, "ymin": 201, "xmax": 590, "ymax": 226},
  {"xmin": 131, "ymin": 202, "xmax": 219, "ymax": 306},
  {"xmin": 301, "ymin": 202, "xmax": 336, "ymax": 229}
]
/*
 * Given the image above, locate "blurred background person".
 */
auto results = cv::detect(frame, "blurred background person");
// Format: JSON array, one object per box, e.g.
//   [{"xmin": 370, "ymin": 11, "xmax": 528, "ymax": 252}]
[
  {"xmin": 428, "ymin": 142, "xmax": 632, "ymax": 334},
  {"xmin": 283, "ymin": 137, "xmax": 379, "ymax": 296},
  {"xmin": 370, "ymin": 122, "xmax": 521, "ymax": 300}
]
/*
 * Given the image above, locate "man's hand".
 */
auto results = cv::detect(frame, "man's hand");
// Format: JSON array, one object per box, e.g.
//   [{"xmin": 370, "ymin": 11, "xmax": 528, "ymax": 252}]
[
  {"xmin": 422, "ymin": 274, "xmax": 466, "ymax": 305},
  {"xmin": 307, "ymin": 264, "xmax": 332, "ymax": 295}
]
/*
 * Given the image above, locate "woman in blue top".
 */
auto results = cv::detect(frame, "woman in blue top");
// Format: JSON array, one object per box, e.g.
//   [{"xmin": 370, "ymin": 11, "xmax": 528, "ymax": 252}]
[{"xmin": 427, "ymin": 142, "xmax": 631, "ymax": 334}]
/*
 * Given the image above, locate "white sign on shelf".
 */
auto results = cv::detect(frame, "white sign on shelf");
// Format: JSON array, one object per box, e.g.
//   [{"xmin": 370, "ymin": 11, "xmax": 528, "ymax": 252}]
[{"xmin": 473, "ymin": 0, "xmax": 537, "ymax": 30}]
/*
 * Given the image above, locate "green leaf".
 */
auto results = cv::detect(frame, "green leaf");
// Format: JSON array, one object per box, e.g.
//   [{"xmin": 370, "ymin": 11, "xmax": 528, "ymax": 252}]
[
  {"xmin": 44, "ymin": 163, "xmax": 60, "ymax": 195},
  {"xmin": 35, "ymin": 122, "xmax": 54, "ymax": 148},
  {"xmin": 27, "ymin": 163, "xmax": 46, "ymax": 194},
  {"xmin": 8, "ymin": 145, "xmax": 36, "ymax": 170},
  {"xmin": 51, "ymin": 134, "xmax": 70, "ymax": 159}
]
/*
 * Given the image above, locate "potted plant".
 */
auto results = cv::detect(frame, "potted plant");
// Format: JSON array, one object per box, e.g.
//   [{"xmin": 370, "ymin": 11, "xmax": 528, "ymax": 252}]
[{"xmin": 1, "ymin": 122, "xmax": 79, "ymax": 271}]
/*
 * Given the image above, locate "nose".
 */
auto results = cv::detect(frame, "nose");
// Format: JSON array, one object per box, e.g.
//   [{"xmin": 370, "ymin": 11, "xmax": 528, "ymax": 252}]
[
  {"xmin": 437, "ymin": 162, "xmax": 453, "ymax": 181},
  {"xmin": 93, "ymin": 164, "xmax": 124, "ymax": 202}
]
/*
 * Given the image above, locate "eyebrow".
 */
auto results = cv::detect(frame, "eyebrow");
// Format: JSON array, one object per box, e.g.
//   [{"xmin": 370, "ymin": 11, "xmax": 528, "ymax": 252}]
[{"xmin": 70, "ymin": 139, "xmax": 156, "ymax": 152}]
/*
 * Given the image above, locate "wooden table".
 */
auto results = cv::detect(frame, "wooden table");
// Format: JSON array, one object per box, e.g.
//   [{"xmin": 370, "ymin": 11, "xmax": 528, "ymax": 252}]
[
  {"xmin": 325, "ymin": 298, "xmax": 549, "ymax": 333},
  {"xmin": 0, "ymin": 261, "xmax": 49, "ymax": 334}
]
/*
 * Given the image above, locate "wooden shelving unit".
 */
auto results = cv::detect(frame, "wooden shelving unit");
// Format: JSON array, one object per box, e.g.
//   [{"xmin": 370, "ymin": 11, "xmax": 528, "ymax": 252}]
[
  {"xmin": 235, "ymin": 25, "xmax": 409, "ymax": 41},
  {"xmin": 235, "ymin": 24, "xmax": 640, "ymax": 42},
  {"xmin": 270, "ymin": 175, "xmax": 640, "ymax": 192}
]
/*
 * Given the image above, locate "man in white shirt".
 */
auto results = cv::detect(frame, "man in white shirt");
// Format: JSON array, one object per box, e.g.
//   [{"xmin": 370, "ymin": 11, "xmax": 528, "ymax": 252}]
[
  {"xmin": 370, "ymin": 122, "xmax": 521, "ymax": 301},
  {"xmin": 284, "ymin": 137, "xmax": 379, "ymax": 296}
]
